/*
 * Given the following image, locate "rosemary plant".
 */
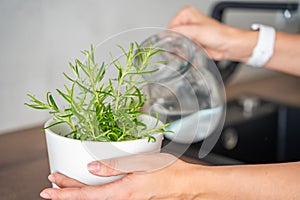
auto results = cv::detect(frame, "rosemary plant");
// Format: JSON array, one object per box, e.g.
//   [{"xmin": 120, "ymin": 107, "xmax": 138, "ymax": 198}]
[{"xmin": 25, "ymin": 43, "xmax": 169, "ymax": 142}]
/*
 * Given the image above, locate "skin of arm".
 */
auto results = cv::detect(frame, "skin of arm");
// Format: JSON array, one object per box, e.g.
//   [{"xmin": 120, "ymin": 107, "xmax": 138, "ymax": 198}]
[
  {"xmin": 40, "ymin": 153, "xmax": 300, "ymax": 200},
  {"xmin": 168, "ymin": 6, "xmax": 300, "ymax": 76}
]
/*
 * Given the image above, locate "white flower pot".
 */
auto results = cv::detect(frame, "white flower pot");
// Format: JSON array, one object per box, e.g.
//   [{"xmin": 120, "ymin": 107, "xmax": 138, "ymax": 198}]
[{"xmin": 44, "ymin": 114, "xmax": 164, "ymax": 186}]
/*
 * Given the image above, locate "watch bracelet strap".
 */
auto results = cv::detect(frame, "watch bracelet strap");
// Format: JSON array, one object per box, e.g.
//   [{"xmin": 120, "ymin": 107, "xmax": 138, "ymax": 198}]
[{"xmin": 246, "ymin": 24, "xmax": 276, "ymax": 68}]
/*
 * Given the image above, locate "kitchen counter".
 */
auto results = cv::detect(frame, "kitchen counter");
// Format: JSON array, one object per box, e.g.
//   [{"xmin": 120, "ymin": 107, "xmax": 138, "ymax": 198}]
[
  {"xmin": 0, "ymin": 126, "xmax": 50, "ymax": 200},
  {"xmin": 0, "ymin": 73, "xmax": 299, "ymax": 200}
]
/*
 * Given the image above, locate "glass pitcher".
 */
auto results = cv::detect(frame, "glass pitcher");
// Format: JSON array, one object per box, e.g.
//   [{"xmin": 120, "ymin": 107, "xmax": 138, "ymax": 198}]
[{"xmin": 139, "ymin": 30, "xmax": 226, "ymax": 144}]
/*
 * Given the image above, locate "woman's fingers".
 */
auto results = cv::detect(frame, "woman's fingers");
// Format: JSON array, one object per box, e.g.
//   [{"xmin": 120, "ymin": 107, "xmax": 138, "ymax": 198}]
[
  {"xmin": 170, "ymin": 24, "xmax": 232, "ymax": 61},
  {"xmin": 168, "ymin": 6, "xmax": 201, "ymax": 28},
  {"xmin": 40, "ymin": 187, "xmax": 91, "ymax": 200},
  {"xmin": 170, "ymin": 25, "xmax": 203, "ymax": 42},
  {"xmin": 40, "ymin": 179, "xmax": 130, "ymax": 200},
  {"xmin": 40, "ymin": 154, "xmax": 178, "ymax": 199},
  {"xmin": 88, "ymin": 153, "xmax": 177, "ymax": 177},
  {"xmin": 168, "ymin": 6, "xmax": 215, "ymax": 28},
  {"xmin": 48, "ymin": 173, "xmax": 86, "ymax": 188}
]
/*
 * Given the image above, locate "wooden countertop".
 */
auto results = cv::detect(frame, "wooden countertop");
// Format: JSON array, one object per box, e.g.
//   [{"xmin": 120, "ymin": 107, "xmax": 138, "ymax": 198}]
[
  {"xmin": 0, "ymin": 73, "xmax": 299, "ymax": 200},
  {"xmin": 0, "ymin": 126, "xmax": 51, "ymax": 200}
]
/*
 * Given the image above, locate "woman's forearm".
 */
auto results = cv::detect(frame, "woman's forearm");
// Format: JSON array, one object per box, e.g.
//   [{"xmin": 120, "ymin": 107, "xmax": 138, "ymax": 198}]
[
  {"xmin": 230, "ymin": 30, "xmax": 300, "ymax": 76},
  {"xmin": 265, "ymin": 32, "xmax": 300, "ymax": 76},
  {"xmin": 191, "ymin": 161, "xmax": 300, "ymax": 200}
]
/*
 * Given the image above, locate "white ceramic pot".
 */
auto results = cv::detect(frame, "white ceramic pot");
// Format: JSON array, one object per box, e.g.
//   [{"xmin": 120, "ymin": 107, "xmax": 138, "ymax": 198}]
[{"xmin": 44, "ymin": 114, "xmax": 164, "ymax": 186}]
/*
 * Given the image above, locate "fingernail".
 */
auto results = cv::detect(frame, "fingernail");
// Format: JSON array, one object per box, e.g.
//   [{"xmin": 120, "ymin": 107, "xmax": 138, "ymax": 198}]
[
  {"xmin": 40, "ymin": 191, "xmax": 51, "ymax": 199},
  {"xmin": 87, "ymin": 161, "xmax": 100, "ymax": 171},
  {"xmin": 48, "ymin": 174, "xmax": 56, "ymax": 183}
]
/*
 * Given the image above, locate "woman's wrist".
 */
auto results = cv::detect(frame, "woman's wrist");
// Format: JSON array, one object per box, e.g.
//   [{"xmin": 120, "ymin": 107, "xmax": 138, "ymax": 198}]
[
  {"xmin": 179, "ymin": 164, "xmax": 221, "ymax": 199},
  {"xmin": 189, "ymin": 164, "xmax": 252, "ymax": 200},
  {"xmin": 226, "ymin": 28, "xmax": 258, "ymax": 63},
  {"xmin": 187, "ymin": 164, "xmax": 256, "ymax": 200}
]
